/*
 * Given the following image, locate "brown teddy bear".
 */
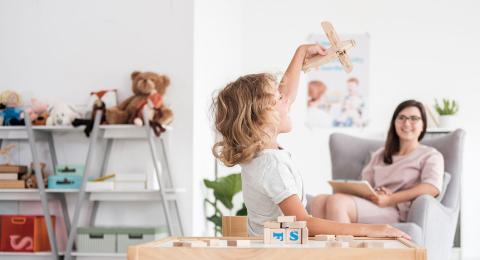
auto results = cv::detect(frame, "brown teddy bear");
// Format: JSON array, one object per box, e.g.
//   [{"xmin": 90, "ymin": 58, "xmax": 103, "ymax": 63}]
[{"xmin": 106, "ymin": 71, "xmax": 173, "ymax": 125}]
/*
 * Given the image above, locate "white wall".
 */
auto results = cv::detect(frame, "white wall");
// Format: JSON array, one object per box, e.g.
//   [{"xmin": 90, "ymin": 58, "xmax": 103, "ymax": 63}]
[
  {"xmin": 193, "ymin": 0, "xmax": 244, "ymax": 235},
  {"xmin": 240, "ymin": 0, "xmax": 480, "ymax": 258},
  {"xmin": 0, "ymin": 0, "xmax": 195, "ymax": 235}
]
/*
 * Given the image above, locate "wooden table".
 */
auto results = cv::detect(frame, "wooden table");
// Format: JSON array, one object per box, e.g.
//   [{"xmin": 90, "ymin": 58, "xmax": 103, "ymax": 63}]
[{"xmin": 127, "ymin": 236, "xmax": 426, "ymax": 260}]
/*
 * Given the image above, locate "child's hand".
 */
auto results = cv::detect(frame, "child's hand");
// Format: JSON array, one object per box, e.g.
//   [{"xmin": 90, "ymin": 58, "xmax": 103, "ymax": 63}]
[
  {"xmin": 301, "ymin": 44, "xmax": 327, "ymax": 64},
  {"xmin": 367, "ymin": 224, "xmax": 411, "ymax": 240}
]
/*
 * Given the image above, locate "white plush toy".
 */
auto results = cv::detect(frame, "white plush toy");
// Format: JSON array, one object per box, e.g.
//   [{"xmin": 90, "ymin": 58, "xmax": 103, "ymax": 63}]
[{"xmin": 46, "ymin": 103, "xmax": 82, "ymax": 126}]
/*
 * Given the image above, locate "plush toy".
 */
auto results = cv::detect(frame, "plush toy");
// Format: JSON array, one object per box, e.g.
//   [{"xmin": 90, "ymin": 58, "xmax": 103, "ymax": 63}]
[
  {"xmin": 46, "ymin": 103, "xmax": 81, "ymax": 126},
  {"xmin": 72, "ymin": 96, "xmax": 107, "ymax": 137},
  {"xmin": 25, "ymin": 98, "xmax": 49, "ymax": 125},
  {"xmin": 106, "ymin": 71, "xmax": 173, "ymax": 125},
  {"xmin": 22, "ymin": 162, "xmax": 48, "ymax": 188},
  {"xmin": 132, "ymin": 89, "xmax": 172, "ymax": 136},
  {"xmin": 0, "ymin": 90, "xmax": 25, "ymax": 126}
]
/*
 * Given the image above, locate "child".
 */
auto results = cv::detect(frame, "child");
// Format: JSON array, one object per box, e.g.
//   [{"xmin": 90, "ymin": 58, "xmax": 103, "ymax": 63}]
[{"xmin": 212, "ymin": 44, "xmax": 410, "ymax": 239}]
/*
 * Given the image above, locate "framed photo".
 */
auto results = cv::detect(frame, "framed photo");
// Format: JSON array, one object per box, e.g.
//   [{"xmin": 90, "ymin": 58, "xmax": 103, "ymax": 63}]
[{"xmin": 305, "ymin": 34, "xmax": 370, "ymax": 128}]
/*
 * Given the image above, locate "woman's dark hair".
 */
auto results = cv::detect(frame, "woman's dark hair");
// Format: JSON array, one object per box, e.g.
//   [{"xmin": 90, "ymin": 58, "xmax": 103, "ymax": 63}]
[{"xmin": 383, "ymin": 100, "xmax": 427, "ymax": 164}]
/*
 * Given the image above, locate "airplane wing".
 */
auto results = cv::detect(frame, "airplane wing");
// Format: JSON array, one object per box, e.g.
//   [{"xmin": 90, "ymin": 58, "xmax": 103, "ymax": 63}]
[
  {"xmin": 338, "ymin": 52, "xmax": 353, "ymax": 73},
  {"xmin": 321, "ymin": 21, "xmax": 341, "ymax": 48}
]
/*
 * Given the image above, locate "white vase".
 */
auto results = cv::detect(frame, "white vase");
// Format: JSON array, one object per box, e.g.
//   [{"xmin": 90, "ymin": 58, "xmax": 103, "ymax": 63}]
[{"xmin": 438, "ymin": 115, "xmax": 457, "ymax": 128}]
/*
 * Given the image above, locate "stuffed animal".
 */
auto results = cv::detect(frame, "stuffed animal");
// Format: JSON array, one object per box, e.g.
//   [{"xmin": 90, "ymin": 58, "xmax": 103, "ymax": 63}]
[
  {"xmin": 22, "ymin": 162, "xmax": 48, "ymax": 188},
  {"xmin": 25, "ymin": 98, "xmax": 49, "ymax": 125},
  {"xmin": 106, "ymin": 71, "xmax": 173, "ymax": 125},
  {"xmin": 46, "ymin": 103, "xmax": 81, "ymax": 126},
  {"xmin": 0, "ymin": 90, "xmax": 25, "ymax": 126},
  {"xmin": 132, "ymin": 89, "xmax": 172, "ymax": 136},
  {"xmin": 72, "ymin": 96, "xmax": 107, "ymax": 137}
]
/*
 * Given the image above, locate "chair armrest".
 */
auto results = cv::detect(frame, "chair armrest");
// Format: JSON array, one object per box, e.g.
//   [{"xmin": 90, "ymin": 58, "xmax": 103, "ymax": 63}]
[{"xmin": 407, "ymin": 194, "xmax": 458, "ymax": 245}]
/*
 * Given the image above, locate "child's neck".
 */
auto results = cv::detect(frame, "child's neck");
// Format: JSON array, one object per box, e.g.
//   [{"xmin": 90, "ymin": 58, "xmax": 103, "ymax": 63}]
[{"xmin": 264, "ymin": 137, "xmax": 280, "ymax": 150}]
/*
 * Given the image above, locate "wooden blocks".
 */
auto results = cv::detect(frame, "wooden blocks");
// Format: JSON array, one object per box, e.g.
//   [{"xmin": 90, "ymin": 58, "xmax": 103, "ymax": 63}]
[
  {"xmin": 326, "ymin": 241, "xmax": 349, "ymax": 248},
  {"xmin": 173, "ymin": 241, "xmax": 191, "ymax": 247},
  {"xmin": 348, "ymin": 241, "xmax": 364, "ymax": 248},
  {"xmin": 336, "ymin": 235, "xmax": 354, "ymax": 242},
  {"xmin": 264, "ymin": 216, "xmax": 308, "ymax": 244},
  {"xmin": 264, "ymin": 221, "xmax": 281, "ymax": 229},
  {"xmin": 269, "ymin": 229, "xmax": 286, "ymax": 244},
  {"xmin": 277, "ymin": 216, "xmax": 296, "ymax": 223},
  {"xmin": 286, "ymin": 229, "xmax": 301, "ymax": 244},
  {"xmin": 202, "ymin": 239, "xmax": 221, "ymax": 247},
  {"xmin": 282, "ymin": 221, "xmax": 306, "ymax": 229},
  {"xmin": 301, "ymin": 227, "xmax": 309, "ymax": 244},
  {"xmin": 227, "ymin": 240, "xmax": 250, "ymax": 247},
  {"xmin": 222, "ymin": 216, "xmax": 248, "ymax": 237},
  {"xmin": 315, "ymin": 234, "xmax": 335, "ymax": 241}
]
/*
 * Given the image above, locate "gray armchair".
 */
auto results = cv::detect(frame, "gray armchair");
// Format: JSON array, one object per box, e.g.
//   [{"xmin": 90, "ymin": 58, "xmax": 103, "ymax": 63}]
[{"xmin": 326, "ymin": 129, "xmax": 465, "ymax": 260}]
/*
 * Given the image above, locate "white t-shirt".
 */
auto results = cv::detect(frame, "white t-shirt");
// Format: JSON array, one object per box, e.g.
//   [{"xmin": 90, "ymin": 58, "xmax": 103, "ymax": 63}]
[{"xmin": 240, "ymin": 149, "xmax": 306, "ymax": 236}]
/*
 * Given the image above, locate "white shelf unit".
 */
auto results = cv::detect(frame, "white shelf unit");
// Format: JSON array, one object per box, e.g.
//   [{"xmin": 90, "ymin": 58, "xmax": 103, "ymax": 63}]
[{"xmin": 0, "ymin": 112, "xmax": 184, "ymax": 260}]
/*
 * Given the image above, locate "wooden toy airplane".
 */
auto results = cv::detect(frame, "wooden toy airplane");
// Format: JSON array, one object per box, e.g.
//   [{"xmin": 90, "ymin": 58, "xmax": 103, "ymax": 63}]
[{"xmin": 303, "ymin": 21, "xmax": 356, "ymax": 73}]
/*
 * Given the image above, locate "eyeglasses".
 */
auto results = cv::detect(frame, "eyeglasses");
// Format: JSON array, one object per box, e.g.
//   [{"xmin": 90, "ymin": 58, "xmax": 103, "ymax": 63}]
[{"xmin": 396, "ymin": 115, "xmax": 422, "ymax": 123}]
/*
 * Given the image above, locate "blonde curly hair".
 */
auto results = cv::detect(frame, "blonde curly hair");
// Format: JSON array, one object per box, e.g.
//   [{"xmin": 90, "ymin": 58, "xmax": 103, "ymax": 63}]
[{"xmin": 212, "ymin": 73, "xmax": 280, "ymax": 166}]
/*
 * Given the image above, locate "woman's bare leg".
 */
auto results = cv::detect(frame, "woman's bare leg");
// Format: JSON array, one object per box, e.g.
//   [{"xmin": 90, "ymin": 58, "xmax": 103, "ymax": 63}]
[
  {"xmin": 325, "ymin": 194, "xmax": 358, "ymax": 223},
  {"xmin": 309, "ymin": 194, "xmax": 329, "ymax": 218}
]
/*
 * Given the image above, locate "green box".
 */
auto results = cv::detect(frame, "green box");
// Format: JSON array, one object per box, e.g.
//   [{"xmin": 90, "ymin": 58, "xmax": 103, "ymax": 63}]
[
  {"xmin": 77, "ymin": 227, "xmax": 116, "ymax": 253},
  {"xmin": 116, "ymin": 227, "xmax": 168, "ymax": 253}
]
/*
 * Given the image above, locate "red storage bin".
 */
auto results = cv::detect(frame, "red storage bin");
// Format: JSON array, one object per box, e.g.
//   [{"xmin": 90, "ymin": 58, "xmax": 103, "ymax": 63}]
[{"xmin": 0, "ymin": 215, "xmax": 56, "ymax": 252}]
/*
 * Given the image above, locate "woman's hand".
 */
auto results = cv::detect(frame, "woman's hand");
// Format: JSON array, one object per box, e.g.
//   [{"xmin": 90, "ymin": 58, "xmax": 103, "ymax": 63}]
[
  {"xmin": 366, "ymin": 224, "xmax": 411, "ymax": 240},
  {"xmin": 369, "ymin": 194, "xmax": 393, "ymax": 208}
]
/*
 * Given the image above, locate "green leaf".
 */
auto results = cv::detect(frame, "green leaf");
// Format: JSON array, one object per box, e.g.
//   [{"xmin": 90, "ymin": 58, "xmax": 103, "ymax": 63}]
[
  {"xmin": 207, "ymin": 214, "xmax": 222, "ymax": 228},
  {"xmin": 203, "ymin": 173, "xmax": 242, "ymax": 210},
  {"xmin": 235, "ymin": 203, "xmax": 247, "ymax": 216}
]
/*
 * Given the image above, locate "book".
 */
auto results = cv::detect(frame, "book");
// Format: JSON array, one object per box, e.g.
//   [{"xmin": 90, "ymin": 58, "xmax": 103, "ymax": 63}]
[
  {"xmin": 0, "ymin": 180, "xmax": 25, "ymax": 189},
  {"xmin": 0, "ymin": 165, "xmax": 28, "ymax": 174},
  {"xmin": 328, "ymin": 180, "xmax": 377, "ymax": 198},
  {"xmin": 0, "ymin": 173, "xmax": 19, "ymax": 180}
]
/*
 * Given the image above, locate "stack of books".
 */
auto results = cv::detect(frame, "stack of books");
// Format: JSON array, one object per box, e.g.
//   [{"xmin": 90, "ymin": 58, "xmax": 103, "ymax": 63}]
[{"xmin": 0, "ymin": 165, "xmax": 27, "ymax": 189}]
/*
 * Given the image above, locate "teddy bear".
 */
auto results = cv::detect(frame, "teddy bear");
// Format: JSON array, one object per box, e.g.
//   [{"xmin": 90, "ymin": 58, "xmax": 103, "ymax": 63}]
[
  {"xmin": 25, "ymin": 98, "xmax": 49, "ymax": 125},
  {"xmin": 46, "ymin": 103, "xmax": 82, "ymax": 126},
  {"xmin": 106, "ymin": 71, "xmax": 173, "ymax": 125},
  {"xmin": 131, "ymin": 90, "xmax": 169, "ymax": 136},
  {"xmin": 0, "ymin": 90, "xmax": 25, "ymax": 126},
  {"xmin": 22, "ymin": 162, "xmax": 49, "ymax": 188}
]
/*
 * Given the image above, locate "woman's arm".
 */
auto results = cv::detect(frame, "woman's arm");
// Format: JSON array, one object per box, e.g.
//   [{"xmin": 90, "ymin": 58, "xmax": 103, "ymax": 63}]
[
  {"xmin": 370, "ymin": 183, "xmax": 440, "ymax": 207},
  {"xmin": 279, "ymin": 45, "xmax": 325, "ymax": 107},
  {"xmin": 278, "ymin": 194, "xmax": 410, "ymax": 239}
]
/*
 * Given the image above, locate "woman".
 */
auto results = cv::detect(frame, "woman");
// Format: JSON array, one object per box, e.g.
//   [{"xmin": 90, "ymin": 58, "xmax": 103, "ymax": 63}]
[{"xmin": 311, "ymin": 100, "xmax": 444, "ymax": 224}]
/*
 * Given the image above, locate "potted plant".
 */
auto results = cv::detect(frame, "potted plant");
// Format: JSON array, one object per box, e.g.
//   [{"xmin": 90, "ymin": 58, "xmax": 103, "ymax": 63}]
[
  {"xmin": 434, "ymin": 98, "xmax": 459, "ymax": 128},
  {"xmin": 204, "ymin": 173, "xmax": 247, "ymax": 236}
]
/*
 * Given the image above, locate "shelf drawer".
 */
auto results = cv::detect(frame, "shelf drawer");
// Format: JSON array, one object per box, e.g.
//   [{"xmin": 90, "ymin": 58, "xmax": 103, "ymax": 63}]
[{"xmin": 77, "ymin": 227, "xmax": 116, "ymax": 253}]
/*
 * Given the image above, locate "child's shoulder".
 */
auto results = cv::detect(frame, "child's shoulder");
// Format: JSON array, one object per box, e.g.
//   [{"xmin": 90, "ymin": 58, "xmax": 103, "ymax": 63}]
[{"xmin": 241, "ymin": 149, "xmax": 291, "ymax": 168}]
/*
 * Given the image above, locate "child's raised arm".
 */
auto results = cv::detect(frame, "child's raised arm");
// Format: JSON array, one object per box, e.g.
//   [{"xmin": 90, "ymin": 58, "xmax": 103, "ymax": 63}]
[{"xmin": 278, "ymin": 44, "xmax": 326, "ymax": 107}]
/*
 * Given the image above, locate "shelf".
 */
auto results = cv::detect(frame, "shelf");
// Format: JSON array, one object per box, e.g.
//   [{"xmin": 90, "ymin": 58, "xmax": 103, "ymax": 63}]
[
  {"xmin": 100, "ymin": 124, "xmax": 172, "ymax": 139},
  {"xmin": 71, "ymin": 252, "xmax": 126, "ymax": 257},
  {"xmin": 89, "ymin": 188, "xmax": 185, "ymax": 201},
  {"xmin": 0, "ymin": 189, "xmax": 79, "ymax": 201},
  {"xmin": 0, "ymin": 188, "xmax": 185, "ymax": 201},
  {"xmin": 0, "ymin": 124, "xmax": 171, "ymax": 140},
  {"xmin": 0, "ymin": 251, "xmax": 63, "ymax": 256}
]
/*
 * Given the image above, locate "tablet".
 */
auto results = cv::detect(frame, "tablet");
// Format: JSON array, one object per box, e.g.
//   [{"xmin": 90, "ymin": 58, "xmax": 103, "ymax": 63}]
[{"xmin": 328, "ymin": 180, "xmax": 377, "ymax": 198}]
